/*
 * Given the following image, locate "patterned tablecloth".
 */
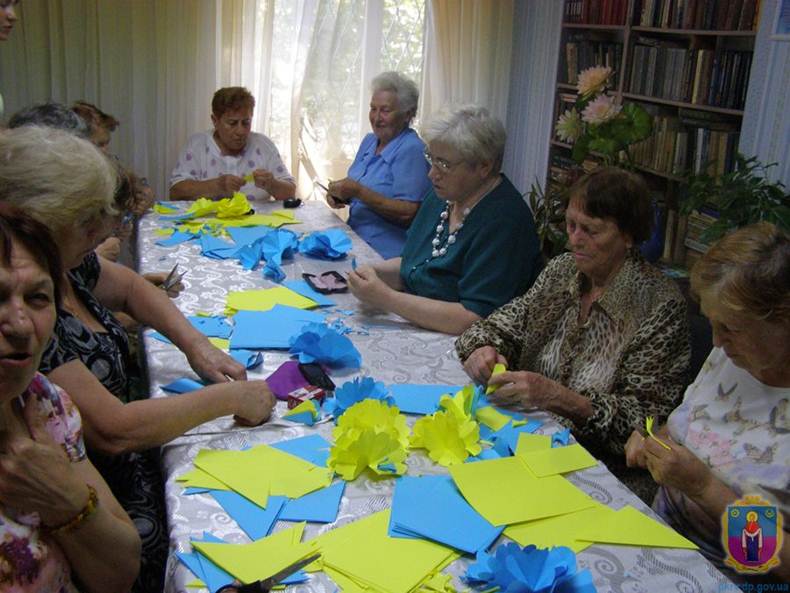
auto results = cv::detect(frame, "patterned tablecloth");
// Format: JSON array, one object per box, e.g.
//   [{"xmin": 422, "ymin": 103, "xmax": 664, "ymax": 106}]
[{"xmin": 137, "ymin": 200, "xmax": 731, "ymax": 593}]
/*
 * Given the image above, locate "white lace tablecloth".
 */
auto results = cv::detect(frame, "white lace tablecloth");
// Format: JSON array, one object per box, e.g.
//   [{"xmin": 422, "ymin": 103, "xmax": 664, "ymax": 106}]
[{"xmin": 136, "ymin": 200, "xmax": 732, "ymax": 593}]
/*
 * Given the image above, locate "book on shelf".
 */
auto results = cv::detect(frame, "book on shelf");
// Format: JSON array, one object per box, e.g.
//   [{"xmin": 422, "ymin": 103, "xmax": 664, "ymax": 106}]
[
  {"xmin": 564, "ymin": 0, "xmax": 628, "ymax": 25},
  {"xmin": 563, "ymin": 35, "xmax": 623, "ymax": 85},
  {"xmin": 684, "ymin": 206, "xmax": 719, "ymax": 253},
  {"xmin": 634, "ymin": 0, "xmax": 761, "ymax": 31},
  {"xmin": 629, "ymin": 41, "xmax": 753, "ymax": 109}
]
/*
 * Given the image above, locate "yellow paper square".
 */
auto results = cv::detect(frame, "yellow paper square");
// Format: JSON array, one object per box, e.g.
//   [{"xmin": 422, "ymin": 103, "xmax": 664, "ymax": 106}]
[
  {"xmin": 504, "ymin": 503, "xmax": 614, "ymax": 552},
  {"xmin": 448, "ymin": 456, "xmax": 595, "ymax": 525},
  {"xmin": 226, "ymin": 287, "xmax": 318, "ymax": 312},
  {"xmin": 517, "ymin": 443, "xmax": 598, "ymax": 477},
  {"xmin": 475, "ymin": 406, "xmax": 511, "ymax": 431},
  {"xmin": 575, "ymin": 505, "xmax": 699, "ymax": 549},
  {"xmin": 514, "ymin": 433, "xmax": 552, "ymax": 455},
  {"xmin": 193, "ymin": 524, "xmax": 314, "ymax": 584}
]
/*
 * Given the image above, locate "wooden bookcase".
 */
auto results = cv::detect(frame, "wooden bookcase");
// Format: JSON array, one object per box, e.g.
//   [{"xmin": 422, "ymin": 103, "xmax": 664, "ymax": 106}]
[{"xmin": 550, "ymin": 0, "xmax": 760, "ymax": 269}]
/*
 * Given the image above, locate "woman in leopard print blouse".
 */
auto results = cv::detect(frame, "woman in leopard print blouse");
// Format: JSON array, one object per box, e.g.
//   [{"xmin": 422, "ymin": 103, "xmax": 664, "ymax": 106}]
[{"xmin": 457, "ymin": 167, "xmax": 691, "ymax": 459}]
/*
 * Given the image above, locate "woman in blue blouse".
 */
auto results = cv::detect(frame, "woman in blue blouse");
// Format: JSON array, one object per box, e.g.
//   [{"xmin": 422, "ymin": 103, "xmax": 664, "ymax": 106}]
[
  {"xmin": 348, "ymin": 105, "xmax": 542, "ymax": 335},
  {"xmin": 326, "ymin": 71, "xmax": 432, "ymax": 259}
]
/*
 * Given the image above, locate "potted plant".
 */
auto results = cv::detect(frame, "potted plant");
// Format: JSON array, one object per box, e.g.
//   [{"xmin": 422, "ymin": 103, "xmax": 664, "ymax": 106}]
[
  {"xmin": 681, "ymin": 154, "xmax": 790, "ymax": 243},
  {"xmin": 530, "ymin": 66, "xmax": 653, "ymax": 258}
]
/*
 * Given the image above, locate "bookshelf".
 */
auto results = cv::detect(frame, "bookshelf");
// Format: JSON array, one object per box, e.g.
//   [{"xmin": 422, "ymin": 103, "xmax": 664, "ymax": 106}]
[{"xmin": 551, "ymin": 0, "xmax": 761, "ymax": 268}]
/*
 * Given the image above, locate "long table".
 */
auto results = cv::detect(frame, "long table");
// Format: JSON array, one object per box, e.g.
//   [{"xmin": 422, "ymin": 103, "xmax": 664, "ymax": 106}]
[{"xmin": 137, "ymin": 200, "xmax": 732, "ymax": 593}]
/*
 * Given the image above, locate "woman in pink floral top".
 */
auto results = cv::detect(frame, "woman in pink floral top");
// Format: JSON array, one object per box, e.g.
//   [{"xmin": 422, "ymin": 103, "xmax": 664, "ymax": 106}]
[{"xmin": 0, "ymin": 203, "xmax": 140, "ymax": 592}]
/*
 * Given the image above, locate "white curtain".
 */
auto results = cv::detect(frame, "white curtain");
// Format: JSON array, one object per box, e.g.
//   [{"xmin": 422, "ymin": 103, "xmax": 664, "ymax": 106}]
[
  {"xmin": 0, "ymin": 0, "xmax": 517, "ymax": 199},
  {"xmin": 420, "ymin": 0, "xmax": 515, "ymax": 123}
]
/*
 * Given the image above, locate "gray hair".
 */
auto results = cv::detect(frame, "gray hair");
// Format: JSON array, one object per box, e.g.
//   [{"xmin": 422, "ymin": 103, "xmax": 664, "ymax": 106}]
[
  {"xmin": 371, "ymin": 71, "xmax": 419, "ymax": 117},
  {"xmin": 0, "ymin": 126, "xmax": 117, "ymax": 237},
  {"xmin": 421, "ymin": 104, "xmax": 506, "ymax": 167},
  {"xmin": 8, "ymin": 102, "xmax": 91, "ymax": 138}
]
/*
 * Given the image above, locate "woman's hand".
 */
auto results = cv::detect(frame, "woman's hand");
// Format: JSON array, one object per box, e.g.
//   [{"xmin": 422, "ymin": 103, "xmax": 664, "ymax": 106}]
[
  {"xmin": 131, "ymin": 184, "xmax": 155, "ymax": 216},
  {"xmin": 643, "ymin": 435, "xmax": 713, "ymax": 498},
  {"xmin": 327, "ymin": 178, "xmax": 359, "ymax": 202},
  {"xmin": 215, "ymin": 174, "xmax": 245, "ymax": 197},
  {"xmin": 185, "ymin": 339, "xmax": 247, "ymax": 383},
  {"xmin": 252, "ymin": 169, "xmax": 274, "ymax": 192},
  {"xmin": 230, "ymin": 381, "xmax": 276, "ymax": 426},
  {"xmin": 462, "ymin": 346, "xmax": 507, "ymax": 385},
  {"xmin": 348, "ymin": 266, "xmax": 391, "ymax": 309},
  {"xmin": 486, "ymin": 370, "xmax": 559, "ymax": 410},
  {"xmin": 625, "ymin": 430, "xmax": 648, "ymax": 468},
  {"xmin": 143, "ymin": 271, "xmax": 184, "ymax": 298},
  {"xmin": 0, "ymin": 401, "xmax": 89, "ymax": 527}
]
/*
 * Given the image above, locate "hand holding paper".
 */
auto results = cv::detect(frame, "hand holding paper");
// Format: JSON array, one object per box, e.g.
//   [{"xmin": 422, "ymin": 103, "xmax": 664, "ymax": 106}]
[{"xmin": 462, "ymin": 346, "xmax": 508, "ymax": 385}]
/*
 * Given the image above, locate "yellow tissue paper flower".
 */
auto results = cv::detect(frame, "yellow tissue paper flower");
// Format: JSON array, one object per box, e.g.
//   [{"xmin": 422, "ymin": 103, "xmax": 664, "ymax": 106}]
[
  {"xmin": 411, "ymin": 409, "xmax": 481, "ymax": 467},
  {"xmin": 438, "ymin": 384, "xmax": 478, "ymax": 422},
  {"xmin": 328, "ymin": 400, "xmax": 410, "ymax": 480},
  {"xmin": 185, "ymin": 193, "xmax": 252, "ymax": 219}
]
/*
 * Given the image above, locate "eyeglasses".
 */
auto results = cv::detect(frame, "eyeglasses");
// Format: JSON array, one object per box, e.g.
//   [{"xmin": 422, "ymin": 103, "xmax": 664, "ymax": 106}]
[{"xmin": 424, "ymin": 151, "xmax": 460, "ymax": 174}]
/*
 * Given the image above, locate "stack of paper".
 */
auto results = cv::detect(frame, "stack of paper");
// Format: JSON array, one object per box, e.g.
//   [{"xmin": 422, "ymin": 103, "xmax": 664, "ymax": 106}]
[
  {"xmin": 227, "ymin": 287, "xmax": 320, "ymax": 313},
  {"xmin": 193, "ymin": 444, "xmax": 333, "ymax": 507},
  {"xmin": 388, "ymin": 475, "xmax": 502, "ymax": 554},
  {"xmin": 311, "ymin": 510, "xmax": 458, "ymax": 593},
  {"xmin": 193, "ymin": 524, "xmax": 313, "ymax": 586}
]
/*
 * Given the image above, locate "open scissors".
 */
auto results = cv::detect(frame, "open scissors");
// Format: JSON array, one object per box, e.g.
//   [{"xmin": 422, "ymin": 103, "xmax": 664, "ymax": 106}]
[
  {"xmin": 161, "ymin": 263, "xmax": 186, "ymax": 292},
  {"xmin": 216, "ymin": 553, "xmax": 320, "ymax": 593}
]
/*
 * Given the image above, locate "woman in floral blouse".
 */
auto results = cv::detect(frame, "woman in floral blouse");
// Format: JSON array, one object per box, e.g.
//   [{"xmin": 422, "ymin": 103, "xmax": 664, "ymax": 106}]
[
  {"xmin": 457, "ymin": 167, "xmax": 691, "ymax": 472},
  {"xmin": 0, "ymin": 203, "xmax": 139, "ymax": 592}
]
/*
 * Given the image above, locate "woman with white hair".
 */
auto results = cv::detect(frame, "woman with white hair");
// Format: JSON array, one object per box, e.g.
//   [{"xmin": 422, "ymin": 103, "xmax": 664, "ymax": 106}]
[
  {"xmin": 348, "ymin": 104, "xmax": 542, "ymax": 335},
  {"xmin": 327, "ymin": 71, "xmax": 432, "ymax": 259},
  {"xmin": 0, "ymin": 126, "xmax": 275, "ymax": 593}
]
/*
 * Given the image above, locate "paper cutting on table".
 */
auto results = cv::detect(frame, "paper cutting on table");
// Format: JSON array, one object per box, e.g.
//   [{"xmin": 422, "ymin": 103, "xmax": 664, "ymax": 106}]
[
  {"xmin": 156, "ymin": 230, "xmax": 196, "ymax": 247},
  {"xmin": 229, "ymin": 349, "xmax": 263, "ymax": 369},
  {"xmin": 514, "ymin": 433, "xmax": 552, "ymax": 455},
  {"xmin": 298, "ymin": 229, "xmax": 353, "ymax": 260},
  {"xmin": 575, "ymin": 505, "xmax": 698, "ymax": 549},
  {"xmin": 270, "ymin": 434, "xmax": 331, "ymax": 468},
  {"xmin": 448, "ymin": 456, "xmax": 595, "ymax": 525},
  {"xmin": 475, "ymin": 406, "xmax": 512, "ymax": 431},
  {"xmin": 282, "ymin": 399, "xmax": 320, "ymax": 425},
  {"xmin": 227, "ymin": 286, "xmax": 319, "ymax": 312},
  {"xmin": 193, "ymin": 445, "xmax": 333, "ymax": 507},
  {"xmin": 193, "ymin": 523, "xmax": 314, "ymax": 584},
  {"xmin": 490, "ymin": 419, "xmax": 544, "ymax": 456},
  {"xmin": 161, "ymin": 377, "xmax": 205, "ymax": 394},
  {"xmin": 504, "ymin": 503, "xmax": 614, "ymax": 552},
  {"xmin": 176, "ymin": 468, "xmax": 230, "ymax": 491},
  {"xmin": 210, "ymin": 490, "xmax": 285, "ymax": 540},
  {"xmin": 229, "ymin": 306, "xmax": 326, "ymax": 350},
  {"xmin": 179, "ymin": 532, "xmax": 234, "ymax": 593},
  {"xmin": 388, "ymin": 384, "xmax": 461, "ymax": 416},
  {"xmin": 279, "ymin": 481, "xmax": 345, "ymax": 523},
  {"xmin": 389, "ymin": 475, "xmax": 502, "ymax": 554},
  {"xmin": 282, "ymin": 280, "xmax": 336, "ymax": 306},
  {"xmin": 517, "ymin": 443, "xmax": 598, "ymax": 477}
]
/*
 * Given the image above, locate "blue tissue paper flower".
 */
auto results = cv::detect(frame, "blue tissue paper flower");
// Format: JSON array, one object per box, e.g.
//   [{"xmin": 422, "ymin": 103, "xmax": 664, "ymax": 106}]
[
  {"xmin": 465, "ymin": 543, "xmax": 597, "ymax": 593},
  {"xmin": 325, "ymin": 376, "xmax": 392, "ymax": 421},
  {"xmin": 289, "ymin": 322, "xmax": 362, "ymax": 370},
  {"xmin": 262, "ymin": 229, "xmax": 299, "ymax": 264},
  {"xmin": 298, "ymin": 229, "xmax": 353, "ymax": 260}
]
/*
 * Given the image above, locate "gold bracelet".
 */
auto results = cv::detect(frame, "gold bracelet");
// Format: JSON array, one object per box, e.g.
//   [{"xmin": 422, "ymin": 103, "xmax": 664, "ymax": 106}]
[{"xmin": 44, "ymin": 484, "xmax": 99, "ymax": 535}]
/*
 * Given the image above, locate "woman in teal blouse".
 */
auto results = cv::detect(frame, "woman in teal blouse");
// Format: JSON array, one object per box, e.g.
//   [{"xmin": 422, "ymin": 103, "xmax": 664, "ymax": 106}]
[{"xmin": 348, "ymin": 105, "xmax": 542, "ymax": 335}]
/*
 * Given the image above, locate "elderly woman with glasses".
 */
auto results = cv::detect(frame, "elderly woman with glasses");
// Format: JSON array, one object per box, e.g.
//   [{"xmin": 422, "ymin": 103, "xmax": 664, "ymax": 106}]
[
  {"xmin": 326, "ymin": 71, "xmax": 432, "ymax": 259},
  {"xmin": 348, "ymin": 104, "xmax": 543, "ymax": 335}
]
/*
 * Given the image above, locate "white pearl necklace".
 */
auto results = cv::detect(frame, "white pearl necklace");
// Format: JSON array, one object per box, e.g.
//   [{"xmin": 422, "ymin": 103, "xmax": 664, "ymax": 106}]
[{"xmin": 430, "ymin": 203, "xmax": 471, "ymax": 259}]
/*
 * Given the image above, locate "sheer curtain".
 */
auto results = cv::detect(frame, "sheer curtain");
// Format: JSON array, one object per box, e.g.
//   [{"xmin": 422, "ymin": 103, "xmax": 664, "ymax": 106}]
[
  {"xmin": 420, "ymin": 0, "xmax": 515, "ymax": 123},
  {"xmin": 0, "ymin": 0, "xmax": 515, "ymax": 199}
]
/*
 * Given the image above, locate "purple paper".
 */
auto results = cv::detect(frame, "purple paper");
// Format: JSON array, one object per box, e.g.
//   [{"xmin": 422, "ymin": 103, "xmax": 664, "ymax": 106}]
[{"xmin": 265, "ymin": 360, "xmax": 310, "ymax": 400}]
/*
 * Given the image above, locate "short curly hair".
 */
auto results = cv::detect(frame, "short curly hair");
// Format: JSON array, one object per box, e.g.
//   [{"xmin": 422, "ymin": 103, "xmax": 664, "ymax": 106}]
[
  {"xmin": 691, "ymin": 221, "xmax": 790, "ymax": 325},
  {"xmin": 211, "ymin": 87, "xmax": 255, "ymax": 118},
  {"xmin": 566, "ymin": 167, "xmax": 653, "ymax": 243}
]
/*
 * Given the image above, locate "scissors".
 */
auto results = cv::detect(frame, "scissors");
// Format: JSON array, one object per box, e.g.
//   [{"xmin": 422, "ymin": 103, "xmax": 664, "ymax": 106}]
[
  {"xmin": 216, "ymin": 553, "xmax": 320, "ymax": 593},
  {"xmin": 161, "ymin": 263, "xmax": 186, "ymax": 292}
]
